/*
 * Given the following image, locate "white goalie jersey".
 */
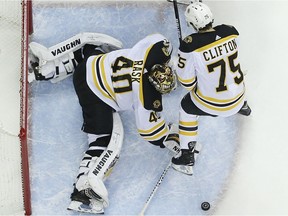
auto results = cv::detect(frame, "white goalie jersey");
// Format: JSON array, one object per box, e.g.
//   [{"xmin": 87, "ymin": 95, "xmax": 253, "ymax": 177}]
[
  {"xmin": 176, "ymin": 24, "xmax": 246, "ymax": 116},
  {"xmin": 86, "ymin": 33, "xmax": 173, "ymax": 144}
]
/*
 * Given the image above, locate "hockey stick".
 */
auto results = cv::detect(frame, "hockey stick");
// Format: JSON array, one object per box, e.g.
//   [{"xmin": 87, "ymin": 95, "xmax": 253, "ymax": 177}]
[
  {"xmin": 167, "ymin": 0, "xmax": 189, "ymax": 6},
  {"xmin": 167, "ymin": 0, "xmax": 202, "ymax": 5},
  {"xmin": 171, "ymin": 0, "xmax": 183, "ymax": 44},
  {"xmin": 139, "ymin": 161, "xmax": 172, "ymax": 216}
]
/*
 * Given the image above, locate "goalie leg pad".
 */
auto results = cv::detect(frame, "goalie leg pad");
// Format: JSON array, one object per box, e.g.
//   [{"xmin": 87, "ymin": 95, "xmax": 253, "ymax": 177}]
[
  {"xmin": 29, "ymin": 32, "xmax": 123, "ymax": 62},
  {"xmin": 28, "ymin": 42, "xmax": 78, "ymax": 83},
  {"xmin": 69, "ymin": 113, "xmax": 123, "ymax": 213},
  {"xmin": 74, "ymin": 133, "xmax": 111, "ymax": 192},
  {"xmin": 87, "ymin": 112, "xmax": 124, "ymax": 207},
  {"xmin": 28, "ymin": 32, "xmax": 123, "ymax": 83}
]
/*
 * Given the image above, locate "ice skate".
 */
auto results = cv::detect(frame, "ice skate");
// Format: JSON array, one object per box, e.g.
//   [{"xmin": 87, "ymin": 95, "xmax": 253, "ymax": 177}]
[
  {"xmin": 67, "ymin": 187, "xmax": 105, "ymax": 214},
  {"xmin": 171, "ymin": 141, "xmax": 201, "ymax": 175},
  {"xmin": 238, "ymin": 101, "xmax": 252, "ymax": 116}
]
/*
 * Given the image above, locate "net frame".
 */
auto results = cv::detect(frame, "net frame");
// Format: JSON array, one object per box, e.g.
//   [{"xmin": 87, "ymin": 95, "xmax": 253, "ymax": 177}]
[{"xmin": 20, "ymin": 0, "xmax": 33, "ymax": 215}]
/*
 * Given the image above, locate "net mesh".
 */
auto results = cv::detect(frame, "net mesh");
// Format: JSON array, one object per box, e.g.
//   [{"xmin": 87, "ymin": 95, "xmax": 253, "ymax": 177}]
[{"xmin": 0, "ymin": 0, "xmax": 31, "ymax": 214}]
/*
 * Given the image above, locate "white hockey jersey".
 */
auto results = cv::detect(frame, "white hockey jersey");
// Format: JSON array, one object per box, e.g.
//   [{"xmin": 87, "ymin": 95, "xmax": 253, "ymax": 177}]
[
  {"xmin": 176, "ymin": 25, "xmax": 246, "ymax": 116},
  {"xmin": 86, "ymin": 33, "xmax": 172, "ymax": 143}
]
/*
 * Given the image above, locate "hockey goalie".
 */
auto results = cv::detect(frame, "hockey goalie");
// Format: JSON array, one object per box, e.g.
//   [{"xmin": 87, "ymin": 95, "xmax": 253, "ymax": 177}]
[{"xmin": 28, "ymin": 32, "xmax": 181, "ymax": 214}]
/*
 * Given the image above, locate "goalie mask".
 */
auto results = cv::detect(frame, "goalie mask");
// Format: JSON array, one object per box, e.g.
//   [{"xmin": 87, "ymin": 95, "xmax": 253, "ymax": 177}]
[{"xmin": 148, "ymin": 64, "xmax": 176, "ymax": 94}]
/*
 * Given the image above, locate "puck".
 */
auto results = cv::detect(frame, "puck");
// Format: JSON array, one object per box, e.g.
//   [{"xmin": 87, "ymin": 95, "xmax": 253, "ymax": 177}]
[{"xmin": 201, "ymin": 202, "xmax": 210, "ymax": 211}]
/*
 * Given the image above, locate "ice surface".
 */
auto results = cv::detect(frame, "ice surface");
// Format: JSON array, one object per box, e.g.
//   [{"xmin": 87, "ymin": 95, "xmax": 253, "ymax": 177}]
[{"xmin": 28, "ymin": 1, "xmax": 244, "ymax": 215}]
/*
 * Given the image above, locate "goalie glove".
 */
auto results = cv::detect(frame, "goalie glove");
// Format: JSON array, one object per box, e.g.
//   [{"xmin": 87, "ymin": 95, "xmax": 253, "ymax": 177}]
[{"xmin": 163, "ymin": 123, "xmax": 181, "ymax": 157}]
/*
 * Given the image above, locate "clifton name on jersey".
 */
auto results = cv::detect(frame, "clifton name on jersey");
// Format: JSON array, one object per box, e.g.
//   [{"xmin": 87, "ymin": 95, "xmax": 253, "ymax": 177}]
[{"xmin": 177, "ymin": 24, "xmax": 246, "ymax": 116}]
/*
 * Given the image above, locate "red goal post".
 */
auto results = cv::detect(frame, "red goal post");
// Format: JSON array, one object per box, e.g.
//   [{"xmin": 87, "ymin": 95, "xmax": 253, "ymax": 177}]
[{"xmin": 21, "ymin": 1, "xmax": 33, "ymax": 215}]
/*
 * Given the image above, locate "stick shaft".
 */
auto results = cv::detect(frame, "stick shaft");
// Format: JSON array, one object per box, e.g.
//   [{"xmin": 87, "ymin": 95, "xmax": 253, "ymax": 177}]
[
  {"xmin": 139, "ymin": 162, "xmax": 172, "ymax": 215},
  {"xmin": 172, "ymin": 0, "xmax": 182, "ymax": 43}
]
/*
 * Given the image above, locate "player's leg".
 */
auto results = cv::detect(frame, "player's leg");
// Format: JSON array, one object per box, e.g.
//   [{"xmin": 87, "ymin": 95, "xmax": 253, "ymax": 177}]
[
  {"xmin": 171, "ymin": 100, "xmax": 201, "ymax": 175},
  {"xmin": 87, "ymin": 112, "xmax": 124, "ymax": 208},
  {"xmin": 69, "ymin": 112, "xmax": 123, "ymax": 214},
  {"xmin": 68, "ymin": 107, "xmax": 114, "ymax": 213},
  {"xmin": 171, "ymin": 93, "xmax": 214, "ymax": 175},
  {"xmin": 68, "ymin": 59, "xmax": 116, "ymax": 213}
]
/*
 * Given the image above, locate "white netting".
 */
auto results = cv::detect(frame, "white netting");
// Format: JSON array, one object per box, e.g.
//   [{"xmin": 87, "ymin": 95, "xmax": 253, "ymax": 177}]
[{"xmin": 0, "ymin": 0, "xmax": 26, "ymax": 214}]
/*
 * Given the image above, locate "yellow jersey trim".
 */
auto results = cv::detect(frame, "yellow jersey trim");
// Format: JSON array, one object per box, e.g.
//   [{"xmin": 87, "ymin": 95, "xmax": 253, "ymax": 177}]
[{"xmin": 194, "ymin": 35, "xmax": 237, "ymax": 52}]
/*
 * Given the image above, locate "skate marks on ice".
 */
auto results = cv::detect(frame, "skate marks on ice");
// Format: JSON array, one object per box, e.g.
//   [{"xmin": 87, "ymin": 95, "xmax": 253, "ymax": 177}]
[{"xmin": 28, "ymin": 1, "xmax": 244, "ymax": 215}]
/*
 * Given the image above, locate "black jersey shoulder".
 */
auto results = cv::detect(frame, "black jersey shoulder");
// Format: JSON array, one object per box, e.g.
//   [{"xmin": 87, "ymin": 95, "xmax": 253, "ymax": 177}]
[
  {"xmin": 179, "ymin": 24, "xmax": 239, "ymax": 53},
  {"xmin": 142, "ymin": 73, "xmax": 163, "ymax": 112},
  {"xmin": 144, "ymin": 40, "xmax": 171, "ymax": 71}
]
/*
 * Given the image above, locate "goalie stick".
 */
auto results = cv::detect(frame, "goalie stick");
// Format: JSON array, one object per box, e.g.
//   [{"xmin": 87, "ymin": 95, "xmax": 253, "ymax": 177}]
[
  {"xmin": 139, "ymin": 161, "xmax": 172, "ymax": 216},
  {"xmin": 167, "ymin": 0, "xmax": 202, "ymax": 6}
]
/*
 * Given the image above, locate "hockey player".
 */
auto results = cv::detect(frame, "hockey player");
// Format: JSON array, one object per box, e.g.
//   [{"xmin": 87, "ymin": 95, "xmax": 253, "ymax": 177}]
[
  {"xmin": 28, "ymin": 33, "xmax": 180, "ymax": 213},
  {"xmin": 172, "ymin": 2, "xmax": 252, "ymax": 175}
]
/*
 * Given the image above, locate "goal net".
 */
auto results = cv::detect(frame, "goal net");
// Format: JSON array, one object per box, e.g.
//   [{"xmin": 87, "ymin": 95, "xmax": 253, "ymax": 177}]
[{"xmin": 0, "ymin": 0, "xmax": 32, "ymax": 215}]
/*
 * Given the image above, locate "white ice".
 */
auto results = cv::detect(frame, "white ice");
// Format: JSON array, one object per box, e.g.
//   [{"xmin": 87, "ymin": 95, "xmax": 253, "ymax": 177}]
[{"xmin": 27, "ymin": 1, "xmax": 288, "ymax": 215}]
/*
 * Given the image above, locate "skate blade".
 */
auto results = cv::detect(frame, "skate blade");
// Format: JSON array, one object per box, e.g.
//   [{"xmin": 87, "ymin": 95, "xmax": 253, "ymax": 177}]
[
  {"xmin": 172, "ymin": 143, "xmax": 202, "ymax": 175},
  {"xmin": 172, "ymin": 164, "xmax": 193, "ymax": 175},
  {"xmin": 67, "ymin": 200, "xmax": 104, "ymax": 214}
]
